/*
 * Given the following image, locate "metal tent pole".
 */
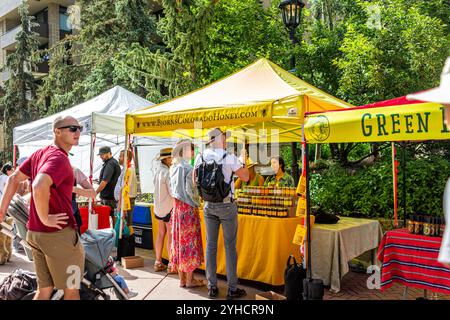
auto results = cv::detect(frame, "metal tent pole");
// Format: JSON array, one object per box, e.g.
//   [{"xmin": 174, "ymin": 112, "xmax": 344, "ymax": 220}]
[
  {"xmin": 88, "ymin": 133, "xmax": 97, "ymax": 230},
  {"xmin": 302, "ymin": 135, "xmax": 313, "ymax": 279},
  {"xmin": 402, "ymin": 142, "xmax": 407, "ymax": 226}
]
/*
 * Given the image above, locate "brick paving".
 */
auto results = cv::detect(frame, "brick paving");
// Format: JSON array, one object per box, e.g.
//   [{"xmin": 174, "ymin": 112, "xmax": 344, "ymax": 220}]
[
  {"xmin": 2, "ymin": 249, "xmax": 449, "ymax": 300},
  {"xmin": 324, "ymin": 271, "xmax": 450, "ymax": 300}
]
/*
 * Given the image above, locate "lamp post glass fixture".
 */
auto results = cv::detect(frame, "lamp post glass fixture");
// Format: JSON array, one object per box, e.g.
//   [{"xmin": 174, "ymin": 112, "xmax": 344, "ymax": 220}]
[
  {"xmin": 279, "ymin": 0, "xmax": 305, "ymax": 185},
  {"xmin": 279, "ymin": 0, "xmax": 305, "ymax": 47}
]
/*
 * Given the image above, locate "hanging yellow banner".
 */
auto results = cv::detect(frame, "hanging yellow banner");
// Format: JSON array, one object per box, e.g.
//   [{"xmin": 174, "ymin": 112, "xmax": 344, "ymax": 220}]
[
  {"xmin": 293, "ymin": 224, "xmax": 307, "ymax": 246},
  {"xmin": 304, "ymin": 102, "xmax": 450, "ymax": 143},
  {"xmin": 127, "ymin": 103, "xmax": 273, "ymax": 134}
]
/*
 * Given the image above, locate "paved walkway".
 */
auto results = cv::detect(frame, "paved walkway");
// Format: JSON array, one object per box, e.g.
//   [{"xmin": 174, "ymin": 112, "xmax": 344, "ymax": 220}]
[{"xmin": 1, "ymin": 248, "xmax": 449, "ymax": 300}]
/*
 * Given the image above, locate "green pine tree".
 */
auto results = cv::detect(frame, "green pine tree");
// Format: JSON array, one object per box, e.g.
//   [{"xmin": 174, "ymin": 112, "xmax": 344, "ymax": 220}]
[
  {"xmin": 38, "ymin": 0, "xmax": 160, "ymax": 114},
  {"xmin": 0, "ymin": 0, "xmax": 40, "ymax": 161}
]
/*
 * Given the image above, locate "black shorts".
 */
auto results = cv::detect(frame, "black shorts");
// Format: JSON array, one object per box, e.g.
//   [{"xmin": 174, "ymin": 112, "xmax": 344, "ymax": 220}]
[
  {"xmin": 154, "ymin": 210, "xmax": 171, "ymax": 223},
  {"xmin": 101, "ymin": 199, "xmax": 118, "ymax": 217}
]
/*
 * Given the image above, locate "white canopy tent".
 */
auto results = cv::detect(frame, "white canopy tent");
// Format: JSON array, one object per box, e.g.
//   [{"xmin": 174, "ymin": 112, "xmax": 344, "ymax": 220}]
[
  {"xmin": 13, "ymin": 85, "xmax": 172, "ymax": 181},
  {"xmin": 13, "ymin": 86, "xmax": 174, "ymax": 229}
]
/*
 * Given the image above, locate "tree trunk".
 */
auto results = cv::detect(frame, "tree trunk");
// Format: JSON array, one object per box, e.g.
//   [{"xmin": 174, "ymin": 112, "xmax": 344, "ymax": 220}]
[
  {"xmin": 314, "ymin": 144, "xmax": 321, "ymax": 162},
  {"xmin": 330, "ymin": 143, "xmax": 339, "ymax": 160},
  {"xmin": 371, "ymin": 143, "xmax": 380, "ymax": 160}
]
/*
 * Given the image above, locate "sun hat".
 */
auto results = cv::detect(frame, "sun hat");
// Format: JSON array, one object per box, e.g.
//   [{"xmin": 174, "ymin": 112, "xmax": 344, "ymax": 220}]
[
  {"xmin": 156, "ymin": 147, "xmax": 173, "ymax": 160},
  {"xmin": 206, "ymin": 128, "xmax": 231, "ymax": 145},
  {"xmin": 172, "ymin": 139, "xmax": 195, "ymax": 158},
  {"xmin": 246, "ymin": 158, "xmax": 258, "ymax": 168}
]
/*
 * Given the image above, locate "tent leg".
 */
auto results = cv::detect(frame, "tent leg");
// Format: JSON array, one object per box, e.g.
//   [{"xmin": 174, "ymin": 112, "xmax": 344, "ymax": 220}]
[
  {"xmin": 88, "ymin": 133, "xmax": 97, "ymax": 230},
  {"xmin": 117, "ymin": 135, "xmax": 129, "ymax": 260},
  {"xmin": 291, "ymin": 142, "xmax": 300, "ymax": 185},
  {"xmin": 13, "ymin": 145, "xmax": 17, "ymax": 170},
  {"xmin": 303, "ymin": 137, "xmax": 312, "ymax": 279},
  {"xmin": 402, "ymin": 142, "xmax": 407, "ymax": 227}
]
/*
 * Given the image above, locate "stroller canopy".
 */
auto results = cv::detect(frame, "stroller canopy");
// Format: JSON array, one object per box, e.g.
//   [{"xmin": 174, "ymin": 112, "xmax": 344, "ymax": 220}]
[{"xmin": 81, "ymin": 229, "xmax": 116, "ymax": 269}]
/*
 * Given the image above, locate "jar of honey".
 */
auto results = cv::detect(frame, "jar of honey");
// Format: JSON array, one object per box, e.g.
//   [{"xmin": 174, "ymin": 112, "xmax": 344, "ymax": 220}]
[
  {"xmin": 423, "ymin": 216, "xmax": 432, "ymax": 236},
  {"xmin": 407, "ymin": 215, "xmax": 415, "ymax": 234}
]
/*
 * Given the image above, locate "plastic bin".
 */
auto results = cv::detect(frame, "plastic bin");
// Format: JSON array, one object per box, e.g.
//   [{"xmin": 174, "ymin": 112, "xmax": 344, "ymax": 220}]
[
  {"xmin": 93, "ymin": 205, "xmax": 111, "ymax": 229},
  {"xmin": 133, "ymin": 224, "xmax": 153, "ymax": 250},
  {"xmin": 79, "ymin": 206, "xmax": 111, "ymax": 233},
  {"xmin": 132, "ymin": 202, "xmax": 152, "ymax": 225},
  {"xmin": 79, "ymin": 208, "xmax": 89, "ymax": 234}
]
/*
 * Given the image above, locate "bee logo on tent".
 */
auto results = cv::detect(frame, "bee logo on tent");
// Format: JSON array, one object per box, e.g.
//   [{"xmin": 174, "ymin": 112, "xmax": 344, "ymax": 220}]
[{"xmin": 307, "ymin": 115, "xmax": 330, "ymax": 142}]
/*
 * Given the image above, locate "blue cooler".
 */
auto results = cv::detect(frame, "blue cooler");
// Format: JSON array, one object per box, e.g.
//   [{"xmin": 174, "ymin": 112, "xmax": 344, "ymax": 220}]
[{"xmin": 132, "ymin": 202, "xmax": 152, "ymax": 225}]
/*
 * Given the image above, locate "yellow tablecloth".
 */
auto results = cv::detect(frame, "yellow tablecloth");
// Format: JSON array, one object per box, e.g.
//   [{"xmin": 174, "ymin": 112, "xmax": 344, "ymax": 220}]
[{"xmin": 150, "ymin": 204, "xmax": 302, "ymax": 285}]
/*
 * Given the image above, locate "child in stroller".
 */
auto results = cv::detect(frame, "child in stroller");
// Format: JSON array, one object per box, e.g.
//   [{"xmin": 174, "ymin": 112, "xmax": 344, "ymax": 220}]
[{"xmin": 105, "ymin": 256, "xmax": 138, "ymax": 299}]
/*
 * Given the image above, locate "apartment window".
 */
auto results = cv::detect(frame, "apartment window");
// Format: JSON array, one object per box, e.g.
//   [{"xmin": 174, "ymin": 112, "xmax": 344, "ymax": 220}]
[
  {"xmin": 34, "ymin": 9, "xmax": 48, "ymax": 25},
  {"xmin": 59, "ymin": 7, "xmax": 71, "ymax": 32}
]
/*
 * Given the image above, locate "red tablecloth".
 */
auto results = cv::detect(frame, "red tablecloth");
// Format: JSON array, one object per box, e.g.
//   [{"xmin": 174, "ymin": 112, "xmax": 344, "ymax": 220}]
[{"xmin": 378, "ymin": 229, "xmax": 450, "ymax": 295}]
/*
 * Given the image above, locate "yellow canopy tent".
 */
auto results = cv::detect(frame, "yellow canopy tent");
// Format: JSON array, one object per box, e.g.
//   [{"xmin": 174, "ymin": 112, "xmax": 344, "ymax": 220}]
[
  {"xmin": 125, "ymin": 58, "xmax": 352, "ymax": 143},
  {"xmin": 121, "ymin": 58, "xmax": 353, "ymax": 284}
]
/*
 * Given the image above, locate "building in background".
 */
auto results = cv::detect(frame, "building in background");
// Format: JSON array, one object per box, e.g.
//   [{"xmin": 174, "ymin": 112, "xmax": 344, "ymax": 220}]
[{"xmin": 0, "ymin": 0, "xmax": 74, "ymax": 85}]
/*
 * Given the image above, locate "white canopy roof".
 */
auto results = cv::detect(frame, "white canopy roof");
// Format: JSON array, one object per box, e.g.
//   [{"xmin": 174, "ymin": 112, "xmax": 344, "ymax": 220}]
[
  {"xmin": 14, "ymin": 85, "xmax": 154, "ymax": 145},
  {"xmin": 13, "ymin": 86, "xmax": 174, "ymax": 186}
]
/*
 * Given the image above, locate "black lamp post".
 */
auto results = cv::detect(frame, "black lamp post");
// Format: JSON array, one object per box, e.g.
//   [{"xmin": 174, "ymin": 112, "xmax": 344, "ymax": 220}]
[
  {"xmin": 279, "ymin": 0, "xmax": 305, "ymax": 185},
  {"xmin": 279, "ymin": 0, "xmax": 305, "ymax": 71}
]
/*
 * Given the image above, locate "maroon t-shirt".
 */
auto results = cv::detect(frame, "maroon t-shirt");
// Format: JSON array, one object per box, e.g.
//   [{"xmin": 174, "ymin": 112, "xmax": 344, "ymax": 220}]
[{"xmin": 20, "ymin": 145, "xmax": 76, "ymax": 232}]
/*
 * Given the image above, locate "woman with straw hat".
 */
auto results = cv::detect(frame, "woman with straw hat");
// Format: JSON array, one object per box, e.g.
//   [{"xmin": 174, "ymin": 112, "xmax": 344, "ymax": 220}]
[
  {"xmin": 169, "ymin": 139, "xmax": 204, "ymax": 288},
  {"xmin": 153, "ymin": 147, "xmax": 175, "ymax": 273},
  {"xmin": 234, "ymin": 159, "xmax": 264, "ymax": 189}
]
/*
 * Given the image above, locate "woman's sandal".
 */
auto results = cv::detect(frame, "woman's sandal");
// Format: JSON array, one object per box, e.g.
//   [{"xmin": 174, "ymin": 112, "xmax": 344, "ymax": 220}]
[
  {"xmin": 154, "ymin": 261, "xmax": 167, "ymax": 272},
  {"xmin": 186, "ymin": 279, "xmax": 205, "ymax": 288}
]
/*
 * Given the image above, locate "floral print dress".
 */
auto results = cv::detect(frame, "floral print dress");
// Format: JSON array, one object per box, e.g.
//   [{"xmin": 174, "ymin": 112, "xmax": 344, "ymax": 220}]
[{"xmin": 169, "ymin": 198, "xmax": 203, "ymax": 273}]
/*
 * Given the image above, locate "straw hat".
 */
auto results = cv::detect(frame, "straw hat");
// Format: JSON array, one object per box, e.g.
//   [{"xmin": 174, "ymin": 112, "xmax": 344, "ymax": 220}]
[
  {"xmin": 206, "ymin": 128, "xmax": 231, "ymax": 145},
  {"xmin": 156, "ymin": 147, "xmax": 173, "ymax": 160},
  {"xmin": 407, "ymin": 57, "xmax": 450, "ymax": 104},
  {"xmin": 172, "ymin": 139, "xmax": 195, "ymax": 158},
  {"xmin": 246, "ymin": 158, "xmax": 258, "ymax": 169}
]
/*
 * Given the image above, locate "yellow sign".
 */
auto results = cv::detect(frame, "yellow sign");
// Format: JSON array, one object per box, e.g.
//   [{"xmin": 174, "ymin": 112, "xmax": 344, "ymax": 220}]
[
  {"xmin": 127, "ymin": 103, "xmax": 273, "ymax": 134},
  {"xmin": 305, "ymin": 102, "xmax": 450, "ymax": 143},
  {"xmin": 293, "ymin": 224, "xmax": 307, "ymax": 245}
]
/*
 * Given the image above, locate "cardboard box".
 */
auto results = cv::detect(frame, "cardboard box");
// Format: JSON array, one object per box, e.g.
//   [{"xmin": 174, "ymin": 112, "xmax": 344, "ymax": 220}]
[
  {"xmin": 121, "ymin": 256, "xmax": 144, "ymax": 269},
  {"xmin": 255, "ymin": 291, "xmax": 287, "ymax": 300}
]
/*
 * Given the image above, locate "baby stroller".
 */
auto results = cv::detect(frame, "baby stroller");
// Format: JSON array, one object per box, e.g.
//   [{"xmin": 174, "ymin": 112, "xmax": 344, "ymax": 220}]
[{"xmin": 0, "ymin": 195, "xmax": 129, "ymax": 300}]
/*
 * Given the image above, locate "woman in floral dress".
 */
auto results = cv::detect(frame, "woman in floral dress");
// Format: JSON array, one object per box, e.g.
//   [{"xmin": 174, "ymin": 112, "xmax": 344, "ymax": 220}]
[{"xmin": 169, "ymin": 139, "xmax": 204, "ymax": 287}]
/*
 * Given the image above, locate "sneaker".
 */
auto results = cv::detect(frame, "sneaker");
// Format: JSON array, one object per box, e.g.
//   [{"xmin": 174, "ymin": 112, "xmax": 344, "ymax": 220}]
[
  {"xmin": 208, "ymin": 287, "xmax": 219, "ymax": 299},
  {"xmin": 13, "ymin": 247, "xmax": 25, "ymax": 254},
  {"xmin": 127, "ymin": 290, "xmax": 139, "ymax": 299},
  {"xmin": 227, "ymin": 288, "xmax": 246, "ymax": 300}
]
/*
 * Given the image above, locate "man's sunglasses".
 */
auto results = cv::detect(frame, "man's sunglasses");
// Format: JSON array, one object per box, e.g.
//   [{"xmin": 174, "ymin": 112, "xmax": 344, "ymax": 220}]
[{"xmin": 58, "ymin": 125, "xmax": 83, "ymax": 132}]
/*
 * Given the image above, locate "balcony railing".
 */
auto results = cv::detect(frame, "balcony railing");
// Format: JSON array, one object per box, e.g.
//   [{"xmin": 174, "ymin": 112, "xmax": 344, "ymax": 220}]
[
  {"xmin": 0, "ymin": 0, "xmax": 22, "ymax": 19},
  {"xmin": 1, "ymin": 23, "xmax": 49, "ymax": 49}
]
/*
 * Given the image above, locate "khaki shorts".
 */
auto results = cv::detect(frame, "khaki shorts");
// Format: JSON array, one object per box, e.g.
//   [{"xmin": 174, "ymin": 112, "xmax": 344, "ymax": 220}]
[{"xmin": 27, "ymin": 227, "xmax": 85, "ymax": 290}]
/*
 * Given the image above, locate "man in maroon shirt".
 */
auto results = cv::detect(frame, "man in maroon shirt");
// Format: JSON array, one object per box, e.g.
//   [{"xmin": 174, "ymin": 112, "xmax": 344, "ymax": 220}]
[{"xmin": 0, "ymin": 115, "xmax": 85, "ymax": 300}]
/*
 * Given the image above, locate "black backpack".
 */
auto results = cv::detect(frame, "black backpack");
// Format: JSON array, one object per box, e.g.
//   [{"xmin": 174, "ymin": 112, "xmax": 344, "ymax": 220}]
[
  {"xmin": 284, "ymin": 255, "xmax": 307, "ymax": 301},
  {"xmin": 0, "ymin": 269, "xmax": 37, "ymax": 300},
  {"xmin": 195, "ymin": 153, "xmax": 233, "ymax": 203}
]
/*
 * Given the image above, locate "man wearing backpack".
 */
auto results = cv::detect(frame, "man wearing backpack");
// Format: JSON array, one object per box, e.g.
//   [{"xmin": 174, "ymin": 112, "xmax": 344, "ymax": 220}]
[{"xmin": 193, "ymin": 128, "xmax": 249, "ymax": 299}]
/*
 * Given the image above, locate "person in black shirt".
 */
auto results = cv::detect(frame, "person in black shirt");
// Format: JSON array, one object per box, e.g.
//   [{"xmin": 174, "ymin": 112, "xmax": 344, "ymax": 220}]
[{"xmin": 96, "ymin": 146, "xmax": 121, "ymax": 227}]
